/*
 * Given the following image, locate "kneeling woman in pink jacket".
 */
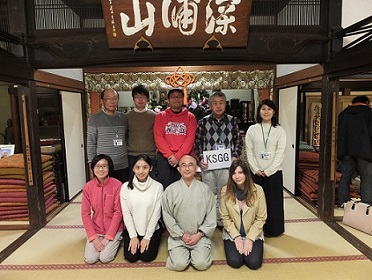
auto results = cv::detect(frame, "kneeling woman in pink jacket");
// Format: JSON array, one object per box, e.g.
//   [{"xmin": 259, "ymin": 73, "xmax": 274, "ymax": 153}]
[{"xmin": 81, "ymin": 154, "xmax": 124, "ymax": 264}]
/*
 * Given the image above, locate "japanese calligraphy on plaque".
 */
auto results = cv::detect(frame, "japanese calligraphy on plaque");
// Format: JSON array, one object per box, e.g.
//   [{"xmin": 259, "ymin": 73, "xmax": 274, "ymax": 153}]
[{"xmin": 101, "ymin": 0, "xmax": 252, "ymax": 49}]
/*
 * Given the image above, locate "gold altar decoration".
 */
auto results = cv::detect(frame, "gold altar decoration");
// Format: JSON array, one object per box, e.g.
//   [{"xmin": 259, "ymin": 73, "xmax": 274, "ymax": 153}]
[
  {"xmin": 84, "ymin": 69, "xmax": 274, "ymax": 93},
  {"xmin": 164, "ymin": 67, "xmax": 195, "ymax": 104}
]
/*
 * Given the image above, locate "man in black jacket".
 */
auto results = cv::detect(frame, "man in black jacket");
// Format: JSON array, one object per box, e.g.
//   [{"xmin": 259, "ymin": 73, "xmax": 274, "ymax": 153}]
[{"xmin": 337, "ymin": 95, "xmax": 372, "ymax": 206}]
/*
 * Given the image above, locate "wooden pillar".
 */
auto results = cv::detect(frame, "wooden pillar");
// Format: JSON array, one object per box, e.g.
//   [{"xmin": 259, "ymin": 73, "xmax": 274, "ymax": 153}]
[
  {"xmin": 318, "ymin": 75, "xmax": 338, "ymax": 221},
  {"xmin": 8, "ymin": 86, "xmax": 22, "ymax": 153},
  {"xmin": 18, "ymin": 83, "xmax": 46, "ymax": 228}
]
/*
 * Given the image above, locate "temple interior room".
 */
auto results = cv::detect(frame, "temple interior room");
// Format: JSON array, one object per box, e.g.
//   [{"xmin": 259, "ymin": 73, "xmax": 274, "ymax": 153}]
[{"xmin": 0, "ymin": 1, "xmax": 371, "ymax": 279}]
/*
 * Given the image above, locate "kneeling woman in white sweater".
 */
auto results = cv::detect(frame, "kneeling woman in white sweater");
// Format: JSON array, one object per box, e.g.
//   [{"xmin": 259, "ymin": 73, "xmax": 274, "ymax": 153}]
[{"xmin": 120, "ymin": 154, "xmax": 164, "ymax": 262}]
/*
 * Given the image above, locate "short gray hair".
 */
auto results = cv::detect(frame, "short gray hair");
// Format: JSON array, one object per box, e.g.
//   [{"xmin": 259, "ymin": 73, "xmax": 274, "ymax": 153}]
[{"xmin": 209, "ymin": 91, "xmax": 226, "ymax": 104}]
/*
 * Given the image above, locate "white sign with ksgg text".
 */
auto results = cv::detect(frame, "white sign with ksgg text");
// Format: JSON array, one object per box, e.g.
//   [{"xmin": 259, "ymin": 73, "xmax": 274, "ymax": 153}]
[{"xmin": 203, "ymin": 149, "xmax": 231, "ymax": 170}]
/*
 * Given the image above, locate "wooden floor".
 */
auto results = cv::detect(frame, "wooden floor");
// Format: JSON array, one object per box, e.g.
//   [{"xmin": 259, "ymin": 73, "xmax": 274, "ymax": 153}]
[{"xmin": 0, "ymin": 191, "xmax": 371, "ymax": 280}]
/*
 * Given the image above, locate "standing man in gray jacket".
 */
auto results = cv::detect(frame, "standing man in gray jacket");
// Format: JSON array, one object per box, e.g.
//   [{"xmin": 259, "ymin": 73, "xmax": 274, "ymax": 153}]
[{"xmin": 87, "ymin": 88, "xmax": 129, "ymax": 183}]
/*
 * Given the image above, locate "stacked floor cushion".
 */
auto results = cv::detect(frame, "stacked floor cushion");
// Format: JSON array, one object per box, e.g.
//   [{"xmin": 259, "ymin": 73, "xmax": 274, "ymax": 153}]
[
  {"xmin": 0, "ymin": 154, "xmax": 59, "ymax": 221},
  {"xmin": 298, "ymin": 151, "xmax": 357, "ymax": 203}
]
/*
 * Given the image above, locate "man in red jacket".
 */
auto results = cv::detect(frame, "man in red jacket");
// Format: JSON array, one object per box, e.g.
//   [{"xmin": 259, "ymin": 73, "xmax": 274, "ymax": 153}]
[{"xmin": 154, "ymin": 88, "xmax": 197, "ymax": 188}]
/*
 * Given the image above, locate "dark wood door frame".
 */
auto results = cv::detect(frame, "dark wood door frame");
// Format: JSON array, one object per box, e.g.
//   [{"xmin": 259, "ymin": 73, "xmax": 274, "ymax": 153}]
[{"xmin": 275, "ymin": 64, "xmax": 372, "ymax": 260}]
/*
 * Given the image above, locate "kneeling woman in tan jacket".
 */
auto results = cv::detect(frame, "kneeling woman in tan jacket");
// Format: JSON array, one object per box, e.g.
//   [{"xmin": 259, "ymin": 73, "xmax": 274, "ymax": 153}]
[{"xmin": 219, "ymin": 159, "xmax": 267, "ymax": 269}]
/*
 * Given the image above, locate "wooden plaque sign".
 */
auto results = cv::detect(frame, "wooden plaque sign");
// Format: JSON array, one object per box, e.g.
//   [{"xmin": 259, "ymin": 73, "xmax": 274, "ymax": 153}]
[{"xmin": 101, "ymin": 0, "xmax": 252, "ymax": 49}]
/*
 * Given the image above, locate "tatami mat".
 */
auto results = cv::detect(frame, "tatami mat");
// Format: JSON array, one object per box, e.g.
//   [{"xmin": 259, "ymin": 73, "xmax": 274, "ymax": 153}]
[
  {"xmin": 0, "ymin": 192, "xmax": 371, "ymax": 280},
  {"xmin": 338, "ymin": 222, "xmax": 372, "ymax": 248},
  {"xmin": 0, "ymin": 230, "xmax": 25, "ymax": 252}
]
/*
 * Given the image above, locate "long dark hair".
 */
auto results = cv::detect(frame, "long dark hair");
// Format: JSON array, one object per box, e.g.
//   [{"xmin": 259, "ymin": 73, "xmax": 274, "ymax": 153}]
[
  {"xmin": 256, "ymin": 99, "xmax": 279, "ymax": 127},
  {"xmin": 224, "ymin": 159, "xmax": 256, "ymax": 206},
  {"xmin": 127, "ymin": 154, "xmax": 152, "ymax": 190},
  {"xmin": 91, "ymin": 154, "xmax": 114, "ymax": 178}
]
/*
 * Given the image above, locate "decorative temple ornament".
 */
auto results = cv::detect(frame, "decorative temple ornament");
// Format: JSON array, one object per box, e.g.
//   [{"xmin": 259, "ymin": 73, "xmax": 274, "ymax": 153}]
[
  {"xmin": 203, "ymin": 35, "xmax": 223, "ymax": 51},
  {"xmin": 165, "ymin": 67, "xmax": 195, "ymax": 105},
  {"xmin": 134, "ymin": 36, "xmax": 153, "ymax": 53},
  {"xmin": 312, "ymin": 104, "xmax": 321, "ymax": 150},
  {"xmin": 84, "ymin": 69, "xmax": 275, "ymax": 93}
]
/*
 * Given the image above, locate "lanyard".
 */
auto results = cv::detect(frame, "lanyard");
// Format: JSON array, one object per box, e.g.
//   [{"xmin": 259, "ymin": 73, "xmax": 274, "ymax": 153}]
[
  {"xmin": 103, "ymin": 112, "xmax": 119, "ymax": 138},
  {"xmin": 261, "ymin": 123, "xmax": 272, "ymax": 151}
]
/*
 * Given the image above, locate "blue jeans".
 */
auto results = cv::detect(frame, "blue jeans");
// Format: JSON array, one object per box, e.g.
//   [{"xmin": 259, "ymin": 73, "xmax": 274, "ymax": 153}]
[{"xmin": 338, "ymin": 156, "xmax": 372, "ymax": 205}]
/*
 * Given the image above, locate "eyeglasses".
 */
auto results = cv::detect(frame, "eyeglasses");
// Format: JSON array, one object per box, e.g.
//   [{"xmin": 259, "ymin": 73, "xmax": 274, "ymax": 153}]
[
  {"xmin": 180, "ymin": 163, "xmax": 196, "ymax": 169},
  {"xmin": 103, "ymin": 97, "xmax": 118, "ymax": 102},
  {"xmin": 94, "ymin": 165, "xmax": 109, "ymax": 170}
]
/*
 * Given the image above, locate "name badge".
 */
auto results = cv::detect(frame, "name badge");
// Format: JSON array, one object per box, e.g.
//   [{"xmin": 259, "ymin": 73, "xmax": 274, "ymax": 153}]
[
  {"xmin": 113, "ymin": 139, "xmax": 123, "ymax": 146},
  {"xmin": 214, "ymin": 144, "xmax": 226, "ymax": 150},
  {"xmin": 260, "ymin": 152, "xmax": 271, "ymax": 160}
]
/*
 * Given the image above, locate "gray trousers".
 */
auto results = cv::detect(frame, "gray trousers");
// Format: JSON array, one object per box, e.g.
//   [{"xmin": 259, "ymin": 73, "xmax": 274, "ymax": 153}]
[
  {"xmin": 201, "ymin": 168, "xmax": 229, "ymax": 227},
  {"xmin": 84, "ymin": 231, "xmax": 123, "ymax": 264},
  {"xmin": 166, "ymin": 237, "xmax": 213, "ymax": 271}
]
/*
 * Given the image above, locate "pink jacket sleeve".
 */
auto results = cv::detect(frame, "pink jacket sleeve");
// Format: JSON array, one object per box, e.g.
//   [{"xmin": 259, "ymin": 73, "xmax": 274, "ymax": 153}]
[{"xmin": 81, "ymin": 184, "xmax": 98, "ymax": 241}]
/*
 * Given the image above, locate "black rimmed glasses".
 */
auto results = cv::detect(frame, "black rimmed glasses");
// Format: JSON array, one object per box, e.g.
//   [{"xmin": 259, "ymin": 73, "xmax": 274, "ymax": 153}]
[{"xmin": 94, "ymin": 164, "xmax": 109, "ymax": 170}]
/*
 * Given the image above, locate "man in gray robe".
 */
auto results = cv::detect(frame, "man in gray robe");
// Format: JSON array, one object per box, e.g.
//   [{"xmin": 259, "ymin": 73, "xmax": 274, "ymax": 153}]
[{"xmin": 161, "ymin": 155, "xmax": 216, "ymax": 271}]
